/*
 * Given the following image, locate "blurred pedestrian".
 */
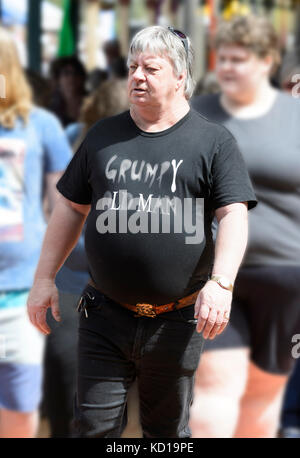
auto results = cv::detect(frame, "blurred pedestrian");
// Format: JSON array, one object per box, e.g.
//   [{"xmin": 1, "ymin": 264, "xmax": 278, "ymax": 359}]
[
  {"xmin": 42, "ymin": 77, "xmax": 129, "ymax": 438},
  {"xmin": 48, "ymin": 56, "xmax": 87, "ymax": 127},
  {"xmin": 193, "ymin": 72, "xmax": 220, "ymax": 96},
  {"xmin": 277, "ymin": 47, "xmax": 300, "ymax": 439},
  {"xmin": 103, "ymin": 39, "xmax": 128, "ymax": 78},
  {"xmin": 0, "ymin": 27, "xmax": 71, "ymax": 437},
  {"xmin": 25, "ymin": 70, "xmax": 52, "ymax": 108},
  {"xmin": 191, "ymin": 15, "xmax": 300, "ymax": 438},
  {"xmin": 27, "ymin": 25, "xmax": 256, "ymax": 438},
  {"xmin": 86, "ymin": 68, "xmax": 108, "ymax": 93},
  {"xmin": 280, "ymin": 359, "xmax": 300, "ymax": 438},
  {"xmin": 68, "ymin": 78, "xmax": 129, "ymax": 150},
  {"xmin": 279, "ymin": 47, "xmax": 300, "ymax": 94}
]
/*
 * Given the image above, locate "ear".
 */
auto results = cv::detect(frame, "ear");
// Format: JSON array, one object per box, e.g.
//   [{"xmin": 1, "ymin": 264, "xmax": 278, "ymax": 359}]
[
  {"xmin": 263, "ymin": 54, "xmax": 274, "ymax": 75},
  {"xmin": 176, "ymin": 71, "xmax": 186, "ymax": 91}
]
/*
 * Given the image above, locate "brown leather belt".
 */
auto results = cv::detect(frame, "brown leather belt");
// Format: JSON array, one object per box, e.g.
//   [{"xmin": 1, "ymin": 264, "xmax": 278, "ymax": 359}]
[
  {"xmin": 89, "ymin": 281, "xmax": 199, "ymax": 318},
  {"xmin": 121, "ymin": 291, "xmax": 199, "ymax": 318}
]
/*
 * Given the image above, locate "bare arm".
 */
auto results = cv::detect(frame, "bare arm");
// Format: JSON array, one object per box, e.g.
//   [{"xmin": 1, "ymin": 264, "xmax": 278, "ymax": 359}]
[
  {"xmin": 27, "ymin": 194, "xmax": 91, "ymax": 335},
  {"xmin": 194, "ymin": 202, "xmax": 248, "ymax": 339},
  {"xmin": 212, "ymin": 201, "xmax": 248, "ymax": 282}
]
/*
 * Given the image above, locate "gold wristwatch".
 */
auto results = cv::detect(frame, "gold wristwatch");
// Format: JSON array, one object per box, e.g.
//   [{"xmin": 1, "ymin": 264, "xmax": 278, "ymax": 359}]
[{"xmin": 210, "ymin": 275, "xmax": 233, "ymax": 292}]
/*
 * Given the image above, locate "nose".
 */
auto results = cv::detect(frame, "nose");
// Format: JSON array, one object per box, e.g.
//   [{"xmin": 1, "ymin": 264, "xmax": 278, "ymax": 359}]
[{"xmin": 132, "ymin": 66, "xmax": 146, "ymax": 81}]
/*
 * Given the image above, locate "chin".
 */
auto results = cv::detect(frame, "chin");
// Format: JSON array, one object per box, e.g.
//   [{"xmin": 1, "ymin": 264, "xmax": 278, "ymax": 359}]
[
  {"xmin": 130, "ymin": 98, "xmax": 147, "ymax": 106},
  {"xmin": 130, "ymin": 95, "xmax": 150, "ymax": 105},
  {"xmin": 221, "ymin": 84, "xmax": 241, "ymax": 98}
]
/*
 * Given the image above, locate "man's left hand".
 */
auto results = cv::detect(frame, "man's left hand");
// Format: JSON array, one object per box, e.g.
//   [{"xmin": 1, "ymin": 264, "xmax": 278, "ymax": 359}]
[{"xmin": 194, "ymin": 281, "xmax": 232, "ymax": 339}]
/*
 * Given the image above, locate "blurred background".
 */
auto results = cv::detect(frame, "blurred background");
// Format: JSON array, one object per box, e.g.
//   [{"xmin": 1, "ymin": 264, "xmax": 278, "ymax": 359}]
[{"xmin": 1, "ymin": 0, "xmax": 300, "ymax": 85}]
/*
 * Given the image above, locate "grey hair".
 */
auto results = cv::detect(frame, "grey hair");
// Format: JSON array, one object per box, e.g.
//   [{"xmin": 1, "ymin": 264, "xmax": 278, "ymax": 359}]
[{"xmin": 127, "ymin": 25, "xmax": 195, "ymax": 100}]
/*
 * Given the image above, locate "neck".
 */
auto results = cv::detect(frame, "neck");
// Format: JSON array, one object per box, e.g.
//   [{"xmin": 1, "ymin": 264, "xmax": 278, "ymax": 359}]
[
  {"xmin": 130, "ymin": 98, "xmax": 190, "ymax": 132},
  {"xmin": 220, "ymin": 79, "xmax": 277, "ymax": 118}
]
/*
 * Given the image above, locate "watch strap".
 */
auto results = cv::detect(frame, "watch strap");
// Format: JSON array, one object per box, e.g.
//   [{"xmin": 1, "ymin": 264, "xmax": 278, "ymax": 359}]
[{"xmin": 210, "ymin": 275, "xmax": 233, "ymax": 292}]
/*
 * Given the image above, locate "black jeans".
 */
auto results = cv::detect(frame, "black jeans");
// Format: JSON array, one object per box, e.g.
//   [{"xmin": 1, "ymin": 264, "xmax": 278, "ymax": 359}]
[
  {"xmin": 72, "ymin": 285, "xmax": 204, "ymax": 438},
  {"xmin": 43, "ymin": 291, "xmax": 78, "ymax": 437}
]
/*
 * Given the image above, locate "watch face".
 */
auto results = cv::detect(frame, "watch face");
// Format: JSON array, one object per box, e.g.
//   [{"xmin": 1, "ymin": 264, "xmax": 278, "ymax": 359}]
[
  {"xmin": 211, "ymin": 275, "xmax": 232, "ymax": 291},
  {"xmin": 220, "ymin": 277, "xmax": 230, "ymax": 288}
]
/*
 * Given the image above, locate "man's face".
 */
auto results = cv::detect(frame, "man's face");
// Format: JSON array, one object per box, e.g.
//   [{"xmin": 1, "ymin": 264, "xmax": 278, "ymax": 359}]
[
  {"xmin": 127, "ymin": 52, "xmax": 181, "ymax": 108},
  {"xmin": 216, "ymin": 45, "xmax": 272, "ymax": 100}
]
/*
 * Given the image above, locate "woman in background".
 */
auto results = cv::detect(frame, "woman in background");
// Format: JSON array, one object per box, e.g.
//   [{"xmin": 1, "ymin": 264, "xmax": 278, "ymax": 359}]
[
  {"xmin": 277, "ymin": 46, "xmax": 300, "ymax": 439},
  {"xmin": 191, "ymin": 15, "xmax": 300, "ymax": 438}
]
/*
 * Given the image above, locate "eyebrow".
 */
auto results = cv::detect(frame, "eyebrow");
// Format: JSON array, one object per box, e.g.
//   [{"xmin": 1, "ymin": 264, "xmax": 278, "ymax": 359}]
[
  {"xmin": 129, "ymin": 55, "xmax": 162, "ymax": 64},
  {"xmin": 144, "ymin": 62, "xmax": 161, "ymax": 67},
  {"xmin": 128, "ymin": 61, "xmax": 161, "ymax": 71}
]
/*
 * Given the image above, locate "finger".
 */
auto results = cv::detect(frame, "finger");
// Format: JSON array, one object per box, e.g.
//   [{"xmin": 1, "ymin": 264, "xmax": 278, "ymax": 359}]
[
  {"xmin": 208, "ymin": 311, "xmax": 224, "ymax": 340},
  {"xmin": 27, "ymin": 306, "xmax": 35, "ymax": 326},
  {"xmin": 202, "ymin": 308, "xmax": 218, "ymax": 339},
  {"xmin": 27, "ymin": 304, "xmax": 39, "ymax": 329},
  {"xmin": 51, "ymin": 294, "xmax": 61, "ymax": 322},
  {"xmin": 196, "ymin": 303, "xmax": 210, "ymax": 334},
  {"xmin": 194, "ymin": 294, "xmax": 202, "ymax": 319},
  {"xmin": 35, "ymin": 309, "xmax": 51, "ymax": 335},
  {"xmin": 217, "ymin": 312, "xmax": 230, "ymax": 335},
  {"xmin": 27, "ymin": 296, "xmax": 42, "ymax": 328}
]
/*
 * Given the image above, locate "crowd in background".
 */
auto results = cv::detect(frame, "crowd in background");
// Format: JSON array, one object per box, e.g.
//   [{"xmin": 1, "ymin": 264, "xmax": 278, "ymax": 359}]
[{"xmin": 0, "ymin": 15, "xmax": 300, "ymax": 438}]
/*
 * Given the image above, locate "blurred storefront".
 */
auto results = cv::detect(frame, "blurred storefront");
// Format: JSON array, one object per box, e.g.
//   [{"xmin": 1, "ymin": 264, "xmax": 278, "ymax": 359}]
[{"xmin": 0, "ymin": 0, "xmax": 299, "ymax": 80}]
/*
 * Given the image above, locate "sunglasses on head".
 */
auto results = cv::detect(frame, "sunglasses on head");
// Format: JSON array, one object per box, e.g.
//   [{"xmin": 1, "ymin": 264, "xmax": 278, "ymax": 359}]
[{"xmin": 168, "ymin": 27, "xmax": 189, "ymax": 55}]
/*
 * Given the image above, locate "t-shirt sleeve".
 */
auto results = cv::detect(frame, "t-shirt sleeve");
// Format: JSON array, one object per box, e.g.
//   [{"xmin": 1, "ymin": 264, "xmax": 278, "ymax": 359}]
[
  {"xmin": 211, "ymin": 134, "xmax": 257, "ymax": 210},
  {"xmin": 39, "ymin": 110, "xmax": 72, "ymax": 173},
  {"xmin": 56, "ymin": 138, "xmax": 92, "ymax": 205}
]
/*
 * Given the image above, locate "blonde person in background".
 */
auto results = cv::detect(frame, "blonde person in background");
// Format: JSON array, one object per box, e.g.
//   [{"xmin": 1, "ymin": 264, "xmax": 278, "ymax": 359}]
[
  {"xmin": 191, "ymin": 15, "xmax": 300, "ymax": 438},
  {"xmin": 0, "ymin": 27, "xmax": 71, "ymax": 437}
]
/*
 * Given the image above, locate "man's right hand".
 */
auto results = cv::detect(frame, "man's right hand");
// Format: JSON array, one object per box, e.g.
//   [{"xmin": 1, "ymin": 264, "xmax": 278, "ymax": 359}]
[{"xmin": 27, "ymin": 278, "xmax": 61, "ymax": 335}]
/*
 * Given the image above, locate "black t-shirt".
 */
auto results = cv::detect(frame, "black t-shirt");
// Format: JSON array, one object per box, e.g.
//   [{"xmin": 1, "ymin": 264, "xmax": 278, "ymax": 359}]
[{"xmin": 57, "ymin": 109, "xmax": 257, "ymax": 305}]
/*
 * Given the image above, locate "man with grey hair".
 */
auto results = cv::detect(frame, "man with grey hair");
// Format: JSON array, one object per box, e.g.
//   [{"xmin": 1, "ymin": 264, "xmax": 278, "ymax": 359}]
[{"xmin": 27, "ymin": 26, "xmax": 256, "ymax": 438}]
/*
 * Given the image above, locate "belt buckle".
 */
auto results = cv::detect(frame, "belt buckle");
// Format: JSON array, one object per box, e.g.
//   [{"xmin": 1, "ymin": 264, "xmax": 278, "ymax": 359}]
[{"xmin": 136, "ymin": 303, "xmax": 157, "ymax": 318}]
